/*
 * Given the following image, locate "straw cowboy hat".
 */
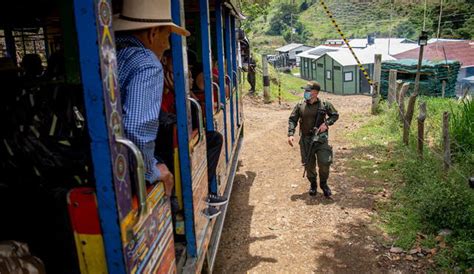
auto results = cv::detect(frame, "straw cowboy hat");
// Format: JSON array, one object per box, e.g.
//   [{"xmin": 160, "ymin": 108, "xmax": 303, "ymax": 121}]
[{"xmin": 113, "ymin": 0, "xmax": 190, "ymax": 36}]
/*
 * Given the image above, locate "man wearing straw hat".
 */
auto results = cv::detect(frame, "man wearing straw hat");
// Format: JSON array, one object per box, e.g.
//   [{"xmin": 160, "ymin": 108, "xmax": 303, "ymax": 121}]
[{"xmin": 113, "ymin": 0, "xmax": 189, "ymax": 199}]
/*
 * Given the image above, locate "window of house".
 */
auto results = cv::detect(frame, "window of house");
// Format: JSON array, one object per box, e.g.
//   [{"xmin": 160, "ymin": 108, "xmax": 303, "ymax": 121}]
[
  {"xmin": 344, "ymin": 71, "xmax": 353, "ymax": 82},
  {"xmin": 312, "ymin": 62, "xmax": 316, "ymax": 69},
  {"xmin": 334, "ymin": 66, "xmax": 341, "ymax": 70},
  {"xmin": 317, "ymin": 63, "xmax": 323, "ymax": 68},
  {"xmin": 304, "ymin": 61, "xmax": 308, "ymax": 68},
  {"xmin": 326, "ymin": 70, "xmax": 331, "ymax": 80}
]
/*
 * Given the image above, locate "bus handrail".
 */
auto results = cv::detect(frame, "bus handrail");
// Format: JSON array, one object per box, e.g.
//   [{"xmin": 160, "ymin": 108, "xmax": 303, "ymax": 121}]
[
  {"xmin": 212, "ymin": 82, "xmax": 224, "ymax": 112},
  {"xmin": 115, "ymin": 136, "xmax": 148, "ymax": 220},
  {"xmin": 232, "ymin": 70, "xmax": 238, "ymax": 88},
  {"xmin": 224, "ymin": 74, "xmax": 231, "ymax": 86},
  {"xmin": 188, "ymin": 97, "xmax": 204, "ymax": 143}
]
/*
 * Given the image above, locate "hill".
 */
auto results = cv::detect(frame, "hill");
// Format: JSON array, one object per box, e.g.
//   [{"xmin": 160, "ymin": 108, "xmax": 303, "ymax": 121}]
[{"xmin": 241, "ymin": 0, "xmax": 474, "ymax": 53}]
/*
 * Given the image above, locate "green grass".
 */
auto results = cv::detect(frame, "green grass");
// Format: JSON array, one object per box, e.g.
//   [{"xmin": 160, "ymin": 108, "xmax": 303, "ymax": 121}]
[
  {"xmin": 290, "ymin": 67, "xmax": 300, "ymax": 75},
  {"xmin": 242, "ymin": 54, "xmax": 304, "ymax": 102},
  {"xmin": 346, "ymin": 98, "xmax": 474, "ymax": 271}
]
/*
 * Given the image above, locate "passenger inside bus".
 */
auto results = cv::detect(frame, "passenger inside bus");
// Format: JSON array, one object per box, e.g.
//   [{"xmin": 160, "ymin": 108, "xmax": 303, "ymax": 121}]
[
  {"xmin": 20, "ymin": 54, "xmax": 43, "ymax": 80},
  {"xmin": 113, "ymin": 0, "xmax": 188, "ymax": 197},
  {"xmin": 159, "ymin": 50, "xmax": 228, "ymax": 218}
]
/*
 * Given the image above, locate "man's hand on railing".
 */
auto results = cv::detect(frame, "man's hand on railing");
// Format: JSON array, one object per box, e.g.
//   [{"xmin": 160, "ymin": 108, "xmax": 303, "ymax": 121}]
[{"xmin": 157, "ymin": 163, "xmax": 174, "ymax": 196}]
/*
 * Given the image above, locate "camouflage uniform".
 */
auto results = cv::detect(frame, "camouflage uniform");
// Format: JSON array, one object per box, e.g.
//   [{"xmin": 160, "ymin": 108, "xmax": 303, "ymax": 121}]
[{"xmin": 288, "ymin": 99, "xmax": 339, "ymax": 195}]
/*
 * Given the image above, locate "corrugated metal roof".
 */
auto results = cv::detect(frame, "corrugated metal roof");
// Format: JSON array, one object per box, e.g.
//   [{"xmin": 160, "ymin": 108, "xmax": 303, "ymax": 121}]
[
  {"xmin": 325, "ymin": 48, "xmax": 395, "ymax": 66},
  {"xmin": 394, "ymin": 40, "xmax": 474, "ymax": 68},
  {"xmin": 296, "ymin": 46, "xmax": 339, "ymax": 60},
  {"xmin": 428, "ymin": 38, "xmax": 465, "ymax": 43},
  {"xmin": 275, "ymin": 43, "xmax": 305, "ymax": 52},
  {"xmin": 342, "ymin": 38, "xmax": 418, "ymax": 55}
]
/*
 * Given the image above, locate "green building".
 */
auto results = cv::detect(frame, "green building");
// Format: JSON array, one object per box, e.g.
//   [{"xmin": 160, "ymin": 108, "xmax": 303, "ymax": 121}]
[{"xmin": 299, "ymin": 48, "xmax": 396, "ymax": 94}]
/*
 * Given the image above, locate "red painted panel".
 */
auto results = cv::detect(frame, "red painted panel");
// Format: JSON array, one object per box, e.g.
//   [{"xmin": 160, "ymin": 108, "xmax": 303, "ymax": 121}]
[{"xmin": 67, "ymin": 187, "xmax": 102, "ymax": 235}]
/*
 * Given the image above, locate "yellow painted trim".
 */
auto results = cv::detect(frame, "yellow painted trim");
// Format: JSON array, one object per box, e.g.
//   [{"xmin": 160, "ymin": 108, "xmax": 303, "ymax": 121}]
[
  {"xmin": 173, "ymin": 147, "xmax": 183, "ymax": 210},
  {"xmin": 73, "ymin": 233, "xmax": 108, "ymax": 274}
]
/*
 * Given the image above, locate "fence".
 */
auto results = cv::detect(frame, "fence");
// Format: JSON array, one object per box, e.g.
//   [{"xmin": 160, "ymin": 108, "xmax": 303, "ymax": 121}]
[{"xmin": 391, "ymin": 73, "xmax": 472, "ymax": 185}]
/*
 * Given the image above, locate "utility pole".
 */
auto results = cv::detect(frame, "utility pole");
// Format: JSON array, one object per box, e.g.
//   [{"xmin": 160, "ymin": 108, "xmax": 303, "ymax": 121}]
[{"xmin": 437, "ymin": 0, "xmax": 443, "ymax": 39}]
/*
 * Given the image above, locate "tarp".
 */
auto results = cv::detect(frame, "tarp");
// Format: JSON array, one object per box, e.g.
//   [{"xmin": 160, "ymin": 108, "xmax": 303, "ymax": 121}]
[{"xmin": 380, "ymin": 59, "xmax": 461, "ymax": 98}]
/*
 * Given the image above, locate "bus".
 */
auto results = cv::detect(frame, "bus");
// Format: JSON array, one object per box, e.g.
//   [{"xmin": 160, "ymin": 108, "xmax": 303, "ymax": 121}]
[{"xmin": 0, "ymin": 0, "xmax": 246, "ymax": 273}]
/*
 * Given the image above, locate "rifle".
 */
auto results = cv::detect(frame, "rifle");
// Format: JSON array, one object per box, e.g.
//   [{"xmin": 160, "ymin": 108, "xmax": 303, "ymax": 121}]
[{"xmin": 302, "ymin": 104, "xmax": 327, "ymax": 178}]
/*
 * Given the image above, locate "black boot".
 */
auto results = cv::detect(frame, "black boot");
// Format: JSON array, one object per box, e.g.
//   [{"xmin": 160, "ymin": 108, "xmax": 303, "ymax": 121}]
[
  {"xmin": 309, "ymin": 178, "xmax": 317, "ymax": 196},
  {"xmin": 320, "ymin": 181, "xmax": 332, "ymax": 198}
]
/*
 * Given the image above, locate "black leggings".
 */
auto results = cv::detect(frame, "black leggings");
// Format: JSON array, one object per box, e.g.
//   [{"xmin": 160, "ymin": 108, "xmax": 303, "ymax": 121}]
[{"xmin": 206, "ymin": 131, "xmax": 223, "ymax": 187}]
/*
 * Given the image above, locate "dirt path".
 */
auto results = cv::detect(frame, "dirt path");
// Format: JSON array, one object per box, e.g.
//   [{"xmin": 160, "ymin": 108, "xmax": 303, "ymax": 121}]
[{"xmin": 213, "ymin": 93, "xmax": 413, "ymax": 273}]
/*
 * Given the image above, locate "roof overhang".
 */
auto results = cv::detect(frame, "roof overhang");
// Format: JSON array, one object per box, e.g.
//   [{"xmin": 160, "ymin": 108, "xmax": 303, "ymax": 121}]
[{"xmin": 223, "ymin": 0, "xmax": 246, "ymax": 20}]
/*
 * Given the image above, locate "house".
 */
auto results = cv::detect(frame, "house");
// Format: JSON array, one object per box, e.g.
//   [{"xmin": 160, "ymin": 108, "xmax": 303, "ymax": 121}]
[
  {"xmin": 312, "ymin": 48, "xmax": 395, "ymax": 94},
  {"xmin": 274, "ymin": 43, "xmax": 313, "ymax": 67},
  {"xmin": 393, "ymin": 40, "xmax": 474, "ymax": 95},
  {"xmin": 297, "ymin": 46, "xmax": 340, "ymax": 79},
  {"xmin": 297, "ymin": 37, "xmax": 418, "ymax": 94}
]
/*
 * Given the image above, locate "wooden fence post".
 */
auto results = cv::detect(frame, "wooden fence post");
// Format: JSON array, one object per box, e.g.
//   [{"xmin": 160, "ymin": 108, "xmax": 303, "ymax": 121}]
[
  {"xmin": 443, "ymin": 111, "xmax": 451, "ymax": 171},
  {"xmin": 372, "ymin": 54, "xmax": 382, "ymax": 114},
  {"xmin": 404, "ymin": 86, "xmax": 420, "ymax": 144},
  {"xmin": 398, "ymin": 83, "xmax": 410, "ymax": 124},
  {"xmin": 396, "ymin": 80, "xmax": 403, "ymax": 105},
  {"xmin": 388, "ymin": 69, "xmax": 397, "ymax": 106},
  {"xmin": 417, "ymin": 102, "xmax": 427, "ymax": 158},
  {"xmin": 262, "ymin": 54, "xmax": 270, "ymax": 103}
]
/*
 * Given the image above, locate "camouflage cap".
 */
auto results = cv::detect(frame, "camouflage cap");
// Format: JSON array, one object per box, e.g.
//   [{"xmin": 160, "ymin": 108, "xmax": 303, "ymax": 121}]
[{"xmin": 301, "ymin": 81, "xmax": 321, "ymax": 92}]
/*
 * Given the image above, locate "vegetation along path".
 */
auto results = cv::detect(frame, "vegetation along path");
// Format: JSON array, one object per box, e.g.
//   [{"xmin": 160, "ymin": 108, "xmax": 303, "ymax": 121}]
[{"xmin": 214, "ymin": 93, "xmax": 432, "ymax": 273}]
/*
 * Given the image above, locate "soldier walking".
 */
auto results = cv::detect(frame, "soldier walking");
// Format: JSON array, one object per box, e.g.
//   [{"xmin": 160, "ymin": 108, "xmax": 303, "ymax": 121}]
[
  {"xmin": 247, "ymin": 56, "xmax": 256, "ymax": 94},
  {"xmin": 288, "ymin": 81, "xmax": 339, "ymax": 197}
]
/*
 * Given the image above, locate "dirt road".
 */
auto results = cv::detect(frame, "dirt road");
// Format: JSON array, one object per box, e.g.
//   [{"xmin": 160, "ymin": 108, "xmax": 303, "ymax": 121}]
[{"xmin": 213, "ymin": 93, "xmax": 413, "ymax": 273}]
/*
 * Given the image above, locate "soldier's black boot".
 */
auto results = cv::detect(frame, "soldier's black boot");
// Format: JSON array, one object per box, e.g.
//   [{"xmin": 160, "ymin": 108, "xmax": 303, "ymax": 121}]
[
  {"xmin": 309, "ymin": 178, "xmax": 317, "ymax": 196},
  {"xmin": 320, "ymin": 181, "xmax": 332, "ymax": 198}
]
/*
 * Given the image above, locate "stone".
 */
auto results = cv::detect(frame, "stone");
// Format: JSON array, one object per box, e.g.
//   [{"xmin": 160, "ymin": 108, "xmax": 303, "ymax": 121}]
[
  {"xmin": 438, "ymin": 229, "xmax": 453, "ymax": 237},
  {"xmin": 409, "ymin": 248, "xmax": 421, "ymax": 255},
  {"xmin": 390, "ymin": 247, "xmax": 404, "ymax": 254}
]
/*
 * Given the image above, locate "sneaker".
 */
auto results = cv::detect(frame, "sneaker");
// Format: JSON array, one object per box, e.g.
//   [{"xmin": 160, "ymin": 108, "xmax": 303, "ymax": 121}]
[
  {"xmin": 203, "ymin": 206, "xmax": 221, "ymax": 219},
  {"xmin": 207, "ymin": 193, "xmax": 228, "ymax": 206},
  {"xmin": 309, "ymin": 187, "xmax": 317, "ymax": 196}
]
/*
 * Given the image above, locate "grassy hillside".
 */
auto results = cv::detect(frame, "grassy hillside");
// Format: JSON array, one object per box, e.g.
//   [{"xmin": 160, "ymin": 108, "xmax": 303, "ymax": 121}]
[{"xmin": 243, "ymin": 0, "xmax": 474, "ymax": 53}]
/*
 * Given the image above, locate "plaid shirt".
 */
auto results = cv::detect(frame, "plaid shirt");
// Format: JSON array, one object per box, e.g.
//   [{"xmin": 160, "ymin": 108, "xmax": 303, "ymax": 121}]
[{"xmin": 116, "ymin": 35, "xmax": 163, "ymax": 183}]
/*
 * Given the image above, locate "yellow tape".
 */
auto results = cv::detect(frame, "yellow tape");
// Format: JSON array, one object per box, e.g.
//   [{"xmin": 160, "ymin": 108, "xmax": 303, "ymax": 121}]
[{"xmin": 319, "ymin": 0, "xmax": 374, "ymax": 86}]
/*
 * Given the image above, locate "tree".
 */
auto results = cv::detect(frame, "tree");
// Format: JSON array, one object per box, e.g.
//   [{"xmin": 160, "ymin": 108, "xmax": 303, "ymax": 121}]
[{"xmin": 266, "ymin": 3, "xmax": 298, "ymax": 35}]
